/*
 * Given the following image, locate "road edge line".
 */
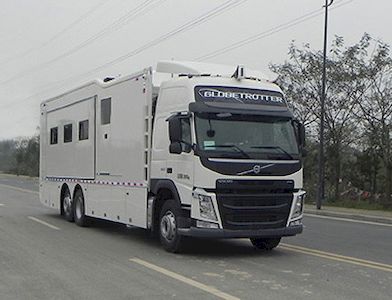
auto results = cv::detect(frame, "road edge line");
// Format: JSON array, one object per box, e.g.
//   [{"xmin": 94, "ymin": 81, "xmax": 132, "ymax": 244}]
[
  {"xmin": 281, "ymin": 244, "xmax": 392, "ymax": 273},
  {"xmin": 129, "ymin": 257, "xmax": 239, "ymax": 300},
  {"xmin": 304, "ymin": 213, "xmax": 392, "ymax": 227},
  {"xmin": 282, "ymin": 243, "xmax": 392, "ymax": 268}
]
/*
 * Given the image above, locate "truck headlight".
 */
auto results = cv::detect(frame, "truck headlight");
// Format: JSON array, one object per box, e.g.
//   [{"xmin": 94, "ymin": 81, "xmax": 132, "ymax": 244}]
[
  {"xmin": 193, "ymin": 192, "xmax": 217, "ymax": 221},
  {"xmin": 292, "ymin": 193, "xmax": 305, "ymax": 219}
]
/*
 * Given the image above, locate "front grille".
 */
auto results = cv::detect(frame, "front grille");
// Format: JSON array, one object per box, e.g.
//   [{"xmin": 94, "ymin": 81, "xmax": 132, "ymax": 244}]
[{"xmin": 216, "ymin": 180, "xmax": 294, "ymax": 230}]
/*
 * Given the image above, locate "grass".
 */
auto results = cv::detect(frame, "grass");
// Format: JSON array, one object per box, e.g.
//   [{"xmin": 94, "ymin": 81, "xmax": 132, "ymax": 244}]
[{"xmin": 323, "ymin": 200, "xmax": 392, "ymax": 212}]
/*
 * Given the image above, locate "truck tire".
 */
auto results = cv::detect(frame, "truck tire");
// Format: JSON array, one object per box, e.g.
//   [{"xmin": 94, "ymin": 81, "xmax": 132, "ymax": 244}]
[
  {"xmin": 250, "ymin": 237, "xmax": 281, "ymax": 250},
  {"xmin": 74, "ymin": 189, "xmax": 88, "ymax": 227},
  {"xmin": 159, "ymin": 200, "xmax": 183, "ymax": 253},
  {"xmin": 62, "ymin": 187, "xmax": 74, "ymax": 222}
]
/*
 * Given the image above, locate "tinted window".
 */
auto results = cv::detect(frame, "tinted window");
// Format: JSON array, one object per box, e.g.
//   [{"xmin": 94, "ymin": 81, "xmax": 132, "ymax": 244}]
[
  {"xmin": 50, "ymin": 127, "xmax": 58, "ymax": 145},
  {"xmin": 64, "ymin": 124, "xmax": 73, "ymax": 143},
  {"xmin": 101, "ymin": 98, "xmax": 111, "ymax": 125},
  {"xmin": 195, "ymin": 115, "xmax": 299, "ymax": 159},
  {"xmin": 79, "ymin": 120, "xmax": 89, "ymax": 140},
  {"xmin": 181, "ymin": 118, "xmax": 192, "ymax": 153}
]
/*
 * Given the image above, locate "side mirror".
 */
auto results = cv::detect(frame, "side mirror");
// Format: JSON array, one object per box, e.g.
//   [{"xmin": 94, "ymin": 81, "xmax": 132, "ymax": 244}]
[
  {"xmin": 169, "ymin": 141, "xmax": 182, "ymax": 154},
  {"xmin": 168, "ymin": 117, "xmax": 182, "ymax": 143}
]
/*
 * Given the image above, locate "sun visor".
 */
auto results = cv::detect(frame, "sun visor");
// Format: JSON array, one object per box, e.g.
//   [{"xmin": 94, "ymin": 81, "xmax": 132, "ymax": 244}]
[
  {"xmin": 189, "ymin": 102, "xmax": 293, "ymax": 118},
  {"xmin": 191, "ymin": 85, "xmax": 293, "ymax": 117}
]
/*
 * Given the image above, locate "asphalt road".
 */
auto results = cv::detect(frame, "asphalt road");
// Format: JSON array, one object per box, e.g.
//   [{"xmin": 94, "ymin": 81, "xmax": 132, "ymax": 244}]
[{"xmin": 1, "ymin": 175, "xmax": 391, "ymax": 300}]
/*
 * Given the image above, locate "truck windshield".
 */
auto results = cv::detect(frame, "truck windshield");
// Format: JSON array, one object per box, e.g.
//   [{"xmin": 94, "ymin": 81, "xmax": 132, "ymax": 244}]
[{"xmin": 194, "ymin": 113, "xmax": 299, "ymax": 160}]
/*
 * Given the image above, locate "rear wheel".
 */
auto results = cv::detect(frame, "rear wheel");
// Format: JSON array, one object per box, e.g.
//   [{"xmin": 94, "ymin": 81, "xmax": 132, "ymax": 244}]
[
  {"xmin": 250, "ymin": 237, "xmax": 281, "ymax": 250},
  {"xmin": 62, "ymin": 187, "xmax": 74, "ymax": 222},
  {"xmin": 159, "ymin": 200, "xmax": 183, "ymax": 253},
  {"xmin": 74, "ymin": 189, "xmax": 88, "ymax": 227}
]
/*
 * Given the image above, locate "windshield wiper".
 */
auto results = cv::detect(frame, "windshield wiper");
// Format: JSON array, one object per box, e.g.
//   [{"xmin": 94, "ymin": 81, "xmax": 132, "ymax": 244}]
[
  {"xmin": 204, "ymin": 144, "xmax": 251, "ymax": 158},
  {"xmin": 250, "ymin": 145, "xmax": 294, "ymax": 160}
]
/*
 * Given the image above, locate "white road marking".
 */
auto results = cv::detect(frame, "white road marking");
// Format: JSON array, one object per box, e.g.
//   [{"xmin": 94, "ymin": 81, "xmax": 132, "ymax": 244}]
[
  {"xmin": 0, "ymin": 183, "xmax": 39, "ymax": 195},
  {"xmin": 305, "ymin": 213, "xmax": 392, "ymax": 227},
  {"xmin": 0, "ymin": 203, "xmax": 4, "ymax": 206},
  {"xmin": 130, "ymin": 258, "xmax": 239, "ymax": 300},
  {"xmin": 281, "ymin": 243, "xmax": 392, "ymax": 273},
  {"xmin": 28, "ymin": 216, "xmax": 60, "ymax": 230}
]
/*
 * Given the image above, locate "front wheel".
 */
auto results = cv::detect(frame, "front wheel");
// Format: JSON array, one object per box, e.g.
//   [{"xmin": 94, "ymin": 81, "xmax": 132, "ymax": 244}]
[
  {"xmin": 159, "ymin": 200, "xmax": 183, "ymax": 253},
  {"xmin": 250, "ymin": 237, "xmax": 281, "ymax": 250}
]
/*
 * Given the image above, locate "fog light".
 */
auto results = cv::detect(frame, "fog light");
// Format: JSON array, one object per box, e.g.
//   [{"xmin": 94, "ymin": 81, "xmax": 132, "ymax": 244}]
[
  {"xmin": 193, "ymin": 191, "xmax": 217, "ymax": 221},
  {"xmin": 292, "ymin": 193, "xmax": 305, "ymax": 219},
  {"xmin": 196, "ymin": 220, "xmax": 219, "ymax": 229},
  {"xmin": 289, "ymin": 219, "xmax": 302, "ymax": 226}
]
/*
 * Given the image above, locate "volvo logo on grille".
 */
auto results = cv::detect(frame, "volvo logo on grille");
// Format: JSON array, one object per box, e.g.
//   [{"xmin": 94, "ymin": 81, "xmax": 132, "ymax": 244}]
[
  {"xmin": 253, "ymin": 165, "xmax": 261, "ymax": 174},
  {"xmin": 237, "ymin": 163, "xmax": 275, "ymax": 176}
]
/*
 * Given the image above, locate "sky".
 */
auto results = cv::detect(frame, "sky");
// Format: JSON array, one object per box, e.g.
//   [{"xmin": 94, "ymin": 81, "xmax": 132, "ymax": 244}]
[{"xmin": 0, "ymin": 0, "xmax": 390, "ymax": 139}]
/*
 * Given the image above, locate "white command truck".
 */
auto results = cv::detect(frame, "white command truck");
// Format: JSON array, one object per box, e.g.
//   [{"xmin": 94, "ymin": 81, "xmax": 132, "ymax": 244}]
[{"xmin": 40, "ymin": 61, "xmax": 306, "ymax": 252}]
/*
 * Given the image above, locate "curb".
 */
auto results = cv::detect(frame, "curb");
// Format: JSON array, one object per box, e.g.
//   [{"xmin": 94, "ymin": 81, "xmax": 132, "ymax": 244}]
[
  {"xmin": 305, "ymin": 209, "xmax": 392, "ymax": 225},
  {"xmin": 0, "ymin": 173, "xmax": 38, "ymax": 180}
]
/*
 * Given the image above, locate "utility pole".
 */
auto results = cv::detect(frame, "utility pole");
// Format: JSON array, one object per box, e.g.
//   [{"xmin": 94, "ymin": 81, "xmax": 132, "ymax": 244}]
[{"xmin": 317, "ymin": 0, "xmax": 334, "ymax": 210}]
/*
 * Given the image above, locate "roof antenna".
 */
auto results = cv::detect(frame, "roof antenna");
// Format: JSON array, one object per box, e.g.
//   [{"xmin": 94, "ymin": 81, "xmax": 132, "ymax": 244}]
[
  {"xmin": 171, "ymin": 57, "xmax": 174, "ymax": 78},
  {"xmin": 232, "ymin": 65, "xmax": 245, "ymax": 80}
]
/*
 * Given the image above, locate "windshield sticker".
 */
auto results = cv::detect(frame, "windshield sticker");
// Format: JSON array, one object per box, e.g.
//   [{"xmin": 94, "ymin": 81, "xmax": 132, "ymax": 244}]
[
  {"xmin": 195, "ymin": 86, "xmax": 286, "ymax": 107},
  {"xmin": 203, "ymin": 140, "xmax": 216, "ymax": 150}
]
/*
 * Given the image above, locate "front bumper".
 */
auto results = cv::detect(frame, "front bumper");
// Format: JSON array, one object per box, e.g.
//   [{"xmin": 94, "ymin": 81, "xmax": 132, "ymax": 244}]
[{"xmin": 178, "ymin": 224, "xmax": 303, "ymax": 239}]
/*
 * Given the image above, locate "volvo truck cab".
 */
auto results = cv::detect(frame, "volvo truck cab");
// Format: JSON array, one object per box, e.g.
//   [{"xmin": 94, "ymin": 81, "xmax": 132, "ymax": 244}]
[{"xmin": 150, "ymin": 61, "xmax": 305, "ymax": 252}]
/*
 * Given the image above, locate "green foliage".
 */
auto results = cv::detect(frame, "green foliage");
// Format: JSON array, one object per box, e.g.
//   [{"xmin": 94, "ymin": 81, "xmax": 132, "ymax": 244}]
[
  {"xmin": 0, "ymin": 140, "xmax": 17, "ymax": 172},
  {"xmin": 0, "ymin": 135, "xmax": 39, "ymax": 177},
  {"xmin": 271, "ymin": 34, "xmax": 392, "ymax": 209},
  {"xmin": 302, "ymin": 139, "xmax": 319, "ymax": 201}
]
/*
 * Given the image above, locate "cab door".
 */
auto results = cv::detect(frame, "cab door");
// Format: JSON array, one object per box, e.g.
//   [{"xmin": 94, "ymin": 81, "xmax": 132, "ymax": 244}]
[{"xmin": 166, "ymin": 116, "xmax": 194, "ymax": 206}]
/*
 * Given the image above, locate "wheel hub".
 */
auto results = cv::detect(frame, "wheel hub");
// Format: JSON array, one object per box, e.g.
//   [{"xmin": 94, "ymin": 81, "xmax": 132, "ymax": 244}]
[
  {"xmin": 63, "ymin": 194, "xmax": 72, "ymax": 214},
  {"xmin": 160, "ymin": 211, "xmax": 176, "ymax": 241}
]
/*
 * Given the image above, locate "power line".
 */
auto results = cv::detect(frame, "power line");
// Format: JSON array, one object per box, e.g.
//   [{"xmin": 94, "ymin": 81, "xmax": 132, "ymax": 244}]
[
  {"xmin": 0, "ymin": 0, "xmax": 109, "ymax": 67},
  {"xmin": 79, "ymin": 0, "xmax": 247, "ymax": 77},
  {"xmin": 0, "ymin": 0, "xmax": 156, "ymax": 84},
  {"xmin": 8, "ymin": 0, "xmax": 244, "ymax": 90},
  {"xmin": 196, "ymin": 0, "xmax": 354, "ymax": 61},
  {"xmin": 0, "ymin": 0, "xmax": 246, "ymax": 110},
  {"xmin": 0, "ymin": 0, "xmax": 166, "ymax": 85}
]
